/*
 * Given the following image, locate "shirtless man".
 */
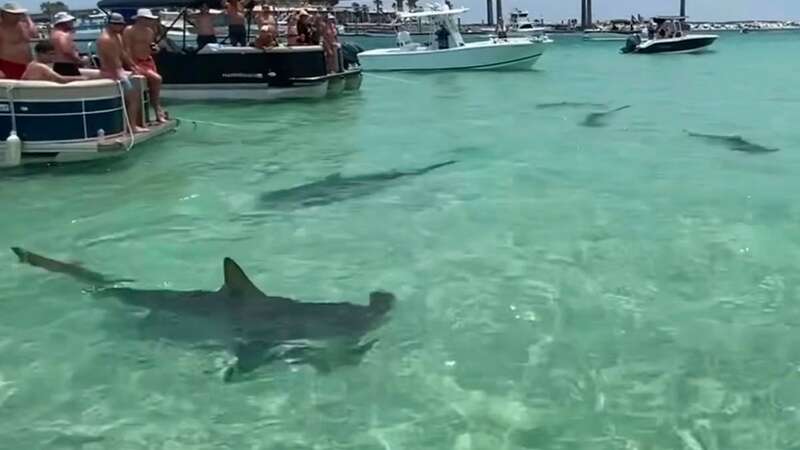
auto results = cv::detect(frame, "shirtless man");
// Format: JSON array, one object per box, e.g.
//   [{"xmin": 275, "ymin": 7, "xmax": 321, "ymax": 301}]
[
  {"xmin": 224, "ymin": 0, "xmax": 246, "ymax": 46},
  {"xmin": 0, "ymin": 3, "xmax": 37, "ymax": 79},
  {"xmin": 22, "ymin": 40, "xmax": 85, "ymax": 83},
  {"xmin": 189, "ymin": 3, "xmax": 217, "ymax": 49},
  {"xmin": 123, "ymin": 8, "xmax": 165, "ymax": 122},
  {"xmin": 97, "ymin": 13, "xmax": 147, "ymax": 133},
  {"xmin": 50, "ymin": 11, "xmax": 87, "ymax": 77}
]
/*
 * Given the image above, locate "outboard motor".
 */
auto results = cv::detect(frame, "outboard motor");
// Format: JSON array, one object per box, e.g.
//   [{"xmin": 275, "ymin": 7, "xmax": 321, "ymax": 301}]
[
  {"xmin": 621, "ymin": 34, "xmax": 641, "ymax": 54},
  {"xmin": 340, "ymin": 42, "xmax": 364, "ymax": 69}
]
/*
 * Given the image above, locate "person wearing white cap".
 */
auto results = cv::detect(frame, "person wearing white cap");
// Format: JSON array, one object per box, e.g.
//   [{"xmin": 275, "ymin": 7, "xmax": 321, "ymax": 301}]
[
  {"xmin": 50, "ymin": 11, "xmax": 85, "ymax": 76},
  {"xmin": 0, "ymin": 2, "xmax": 38, "ymax": 79},
  {"xmin": 123, "ymin": 8, "xmax": 166, "ymax": 122},
  {"xmin": 97, "ymin": 12, "xmax": 148, "ymax": 133}
]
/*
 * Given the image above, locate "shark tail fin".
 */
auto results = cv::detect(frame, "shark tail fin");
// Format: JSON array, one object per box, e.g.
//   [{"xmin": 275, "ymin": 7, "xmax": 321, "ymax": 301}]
[
  {"xmin": 415, "ymin": 160, "xmax": 457, "ymax": 175},
  {"xmin": 369, "ymin": 291, "xmax": 395, "ymax": 315},
  {"xmin": 222, "ymin": 258, "xmax": 267, "ymax": 299}
]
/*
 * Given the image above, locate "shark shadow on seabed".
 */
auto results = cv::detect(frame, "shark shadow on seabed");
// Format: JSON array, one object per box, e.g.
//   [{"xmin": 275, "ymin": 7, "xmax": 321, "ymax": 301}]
[
  {"xmin": 10, "ymin": 247, "xmax": 395, "ymax": 382},
  {"xmin": 256, "ymin": 160, "xmax": 458, "ymax": 210},
  {"xmin": 580, "ymin": 105, "xmax": 632, "ymax": 128},
  {"xmin": 685, "ymin": 130, "xmax": 780, "ymax": 154}
]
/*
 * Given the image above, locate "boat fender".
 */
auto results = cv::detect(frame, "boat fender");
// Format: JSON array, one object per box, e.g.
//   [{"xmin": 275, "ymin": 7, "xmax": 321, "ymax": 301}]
[{"xmin": 0, "ymin": 130, "xmax": 21, "ymax": 168}]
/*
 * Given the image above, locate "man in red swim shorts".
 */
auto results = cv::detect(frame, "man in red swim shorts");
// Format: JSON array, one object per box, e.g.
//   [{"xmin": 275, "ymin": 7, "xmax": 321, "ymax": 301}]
[
  {"xmin": 123, "ymin": 8, "xmax": 166, "ymax": 122},
  {"xmin": 0, "ymin": 2, "xmax": 38, "ymax": 79}
]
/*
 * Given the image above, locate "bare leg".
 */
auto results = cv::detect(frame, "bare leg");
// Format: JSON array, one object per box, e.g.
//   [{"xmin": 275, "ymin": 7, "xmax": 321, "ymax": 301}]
[
  {"xmin": 126, "ymin": 87, "xmax": 149, "ymax": 133},
  {"xmin": 146, "ymin": 70, "xmax": 166, "ymax": 123}
]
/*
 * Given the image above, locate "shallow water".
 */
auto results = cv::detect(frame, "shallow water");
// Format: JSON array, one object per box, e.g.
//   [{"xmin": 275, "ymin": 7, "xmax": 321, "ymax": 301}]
[{"xmin": 2, "ymin": 31, "xmax": 800, "ymax": 449}]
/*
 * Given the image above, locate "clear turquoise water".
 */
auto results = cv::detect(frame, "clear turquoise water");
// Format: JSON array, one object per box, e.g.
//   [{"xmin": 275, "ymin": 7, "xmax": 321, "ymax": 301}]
[{"xmin": 2, "ymin": 31, "xmax": 800, "ymax": 449}]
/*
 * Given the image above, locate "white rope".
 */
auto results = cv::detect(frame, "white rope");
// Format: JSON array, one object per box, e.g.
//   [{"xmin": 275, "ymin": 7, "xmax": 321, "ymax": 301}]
[
  {"xmin": 174, "ymin": 117, "xmax": 259, "ymax": 131},
  {"xmin": 117, "ymin": 79, "xmax": 135, "ymax": 152}
]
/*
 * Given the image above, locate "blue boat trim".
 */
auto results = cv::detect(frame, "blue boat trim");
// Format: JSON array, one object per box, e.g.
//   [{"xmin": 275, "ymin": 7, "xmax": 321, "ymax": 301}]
[{"xmin": 0, "ymin": 96, "xmax": 125, "ymax": 142}]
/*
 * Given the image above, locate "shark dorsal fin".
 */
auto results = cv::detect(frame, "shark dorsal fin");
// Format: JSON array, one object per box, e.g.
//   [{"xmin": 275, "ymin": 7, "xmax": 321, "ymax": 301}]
[{"xmin": 223, "ymin": 258, "xmax": 266, "ymax": 298}]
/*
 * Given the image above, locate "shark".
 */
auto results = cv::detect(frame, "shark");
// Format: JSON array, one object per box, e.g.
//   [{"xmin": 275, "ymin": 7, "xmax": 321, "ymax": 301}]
[
  {"xmin": 536, "ymin": 101, "xmax": 608, "ymax": 109},
  {"xmin": 258, "ymin": 160, "xmax": 457, "ymax": 209},
  {"xmin": 10, "ymin": 247, "xmax": 395, "ymax": 382},
  {"xmin": 685, "ymin": 131, "xmax": 780, "ymax": 154},
  {"xmin": 580, "ymin": 105, "xmax": 632, "ymax": 128}
]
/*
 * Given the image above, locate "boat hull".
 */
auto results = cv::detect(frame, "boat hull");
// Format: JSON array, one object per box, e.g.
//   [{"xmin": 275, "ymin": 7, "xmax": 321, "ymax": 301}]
[
  {"xmin": 0, "ymin": 78, "xmax": 176, "ymax": 168},
  {"xmin": 358, "ymin": 38, "xmax": 546, "ymax": 71},
  {"xmin": 633, "ymin": 35, "xmax": 718, "ymax": 54},
  {"xmin": 154, "ymin": 45, "xmax": 361, "ymax": 101}
]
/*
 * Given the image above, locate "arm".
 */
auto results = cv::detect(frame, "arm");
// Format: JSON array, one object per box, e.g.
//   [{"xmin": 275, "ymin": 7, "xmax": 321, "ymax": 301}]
[
  {"xmin": 23, "ymin": 15, "xmax": 38, "ymax": 40},
  {"xmin": 119, "ymin": 30, "xmax": 136, "ymax": 69}
]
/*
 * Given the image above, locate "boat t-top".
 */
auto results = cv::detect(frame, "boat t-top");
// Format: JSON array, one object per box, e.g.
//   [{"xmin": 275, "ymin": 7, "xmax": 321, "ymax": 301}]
[
  {"xmin": 621, "ymin": 16, "xmax": 717, "ymax": 54},
  {"xmin": 356, "ymin": 3, "xmax": 548, "ymax": 71}
]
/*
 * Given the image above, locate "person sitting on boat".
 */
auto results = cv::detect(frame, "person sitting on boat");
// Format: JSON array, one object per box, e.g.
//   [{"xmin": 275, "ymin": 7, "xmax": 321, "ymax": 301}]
[
  {"xmin": 22, "ymin": 40, "xmax": 85, "ymax": 83},
  {"xmin": 0, "ymin": 2, "xmax": 37, "ymax": 80},
  {"xmin": 189, "ymin": 3, "xmax": 218, "ymax": 49},
  {"xmin": 50, "ymin": 12, "xmax": 88, "ymax": 77},
  {"xmin": 254, "ymin": 25, "xmax": 278, "ymax": 48},
  {"xmin": 223, "ymin": 0, "xmax": 247, "ymax": 46},
  {"xmin": 124, "ymin": 8, "xmax": 166, "ymax": 123},
  {"xmin": 435, "ymin": 24, "xmax": 450, "ymax": 50},
  {"xmin": 97, "ymin": 13, "xmax": 147, "ymax": 133}
]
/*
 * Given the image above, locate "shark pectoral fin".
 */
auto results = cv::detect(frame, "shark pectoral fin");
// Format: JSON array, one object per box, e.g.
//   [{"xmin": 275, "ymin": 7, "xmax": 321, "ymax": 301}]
[{"xmin": 222, "ymin": 258, "xmax": 267, "ymax": 299}]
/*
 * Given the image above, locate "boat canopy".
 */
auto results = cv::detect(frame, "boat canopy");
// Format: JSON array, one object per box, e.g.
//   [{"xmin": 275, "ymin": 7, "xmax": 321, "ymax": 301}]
[
  {"xmin": 397, "ymin": 7, "xmax": 469, "ymax": 20},
  {"xmin": 97, "ymin": 0, "xmax": 223, "ymax": 9},
  {"xmin": 652, "ymin": 16, "xmax": 688, "ymax": 23}
]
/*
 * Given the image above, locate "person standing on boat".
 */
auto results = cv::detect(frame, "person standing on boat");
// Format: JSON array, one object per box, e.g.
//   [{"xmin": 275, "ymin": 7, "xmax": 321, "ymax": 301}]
[
  {"xmin": 190, "ymin": 3, "xmax": 218, "ymax": 49},
  {"xmin": 296, "ymin": 9, "xmax": 313, "ymax": 44},
  {"xmin": 286, "ymin": 11, "xmax": 299, "ymax": 45},
  {"xmin": 50, "ymin": 11, "xmax": 86, "ymax": 77},
  {"xmin": 224, "ymin": 0, "xmax": 247, "ymax": 46},
  {"xmin": 322, "ymin": 14, "xmax": 339, "ymax": 73},
  {"xmin": 97, "ymin": 13, "xmax": 147, "ymax": 133},
  {"xmin": 435, "ymin": 24, "xmax": 450, "ymax": 49},
  {"xmin": 22, "ymin": 40, "xmax": 85, "ymax": 83},
  {"xmin": 257, "ymin": 3, "xmax": 277, "ymax": 41},
  {"xmin": 124, "ymin": 9, "xmax": 166, "ymax": 123},
  {"xmin": 0, "ymin": 2, "xmax": 37, "ymax": 79}
]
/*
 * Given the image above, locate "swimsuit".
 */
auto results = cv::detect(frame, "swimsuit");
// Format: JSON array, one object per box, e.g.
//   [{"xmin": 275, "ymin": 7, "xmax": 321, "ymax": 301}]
[
  {"xmin": 53, "ymin": 62, "xmax": 81, "ymax": 76},
  {"xmin": 134, "ymin": 56, "xmax": 158, "ymax": 75},
  {"xmin": 229, "ymin": 24, "xmax": 246, "ymax": 46},
  {"xmin": 197, "ymin": 34, "xmax": 218, "ymax": 48},
  {"xmin": 0, "ymin": 58, "xmax": 27, "ymax": 79}
]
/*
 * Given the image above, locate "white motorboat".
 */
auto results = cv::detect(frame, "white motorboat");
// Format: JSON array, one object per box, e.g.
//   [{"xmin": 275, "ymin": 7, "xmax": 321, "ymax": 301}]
[
  {"xmin": 621, "ymin": 16, "xmax": 717, "ymax": 54},
  {"xmin": 505, "ymin": 8, "xmax": 552, "ymax": 39},
  {"xmin": 357, "ymin": 4, "xmax": 547, "ymax": 71}
]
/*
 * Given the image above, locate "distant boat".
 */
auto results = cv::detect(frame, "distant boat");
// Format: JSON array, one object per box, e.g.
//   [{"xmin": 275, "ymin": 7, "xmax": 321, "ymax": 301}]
[
  {"xmin": 357, "ymin": 4, "xmax": 548, "ymax": 71},
  {"xmin": 621, "ymin": 16, "xmax": 717, "ymax": 54}
]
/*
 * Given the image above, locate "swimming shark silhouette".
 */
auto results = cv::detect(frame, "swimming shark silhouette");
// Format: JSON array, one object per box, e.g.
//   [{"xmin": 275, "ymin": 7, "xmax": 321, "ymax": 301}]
[
  {"xmin": 580, "ymin": 105, "xmax": 631, "ymax": 128},
  {"xmin": 258, "ymin": 160, "xmax": 457, "ymax": 209},
  {"xmin": 685, "ymin": 131, "xmax": 780, "ymax": 154},
  {"xmin": 536, "ymin": 101, "xmax": 608, "ymax": 109},
  {"xmin": 10, "ymin": 247, "xmax": 395, "ymax": 382}
]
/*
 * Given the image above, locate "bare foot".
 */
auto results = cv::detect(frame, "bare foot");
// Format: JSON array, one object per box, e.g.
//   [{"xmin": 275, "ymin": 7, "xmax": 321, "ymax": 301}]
[
  {"xmin": 156, "ymin": 109, "xmax": 168, "ymax": 123},
  {"xmin": 134, "ymin": 126, "xmax": 150, "ymax": 133}
]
